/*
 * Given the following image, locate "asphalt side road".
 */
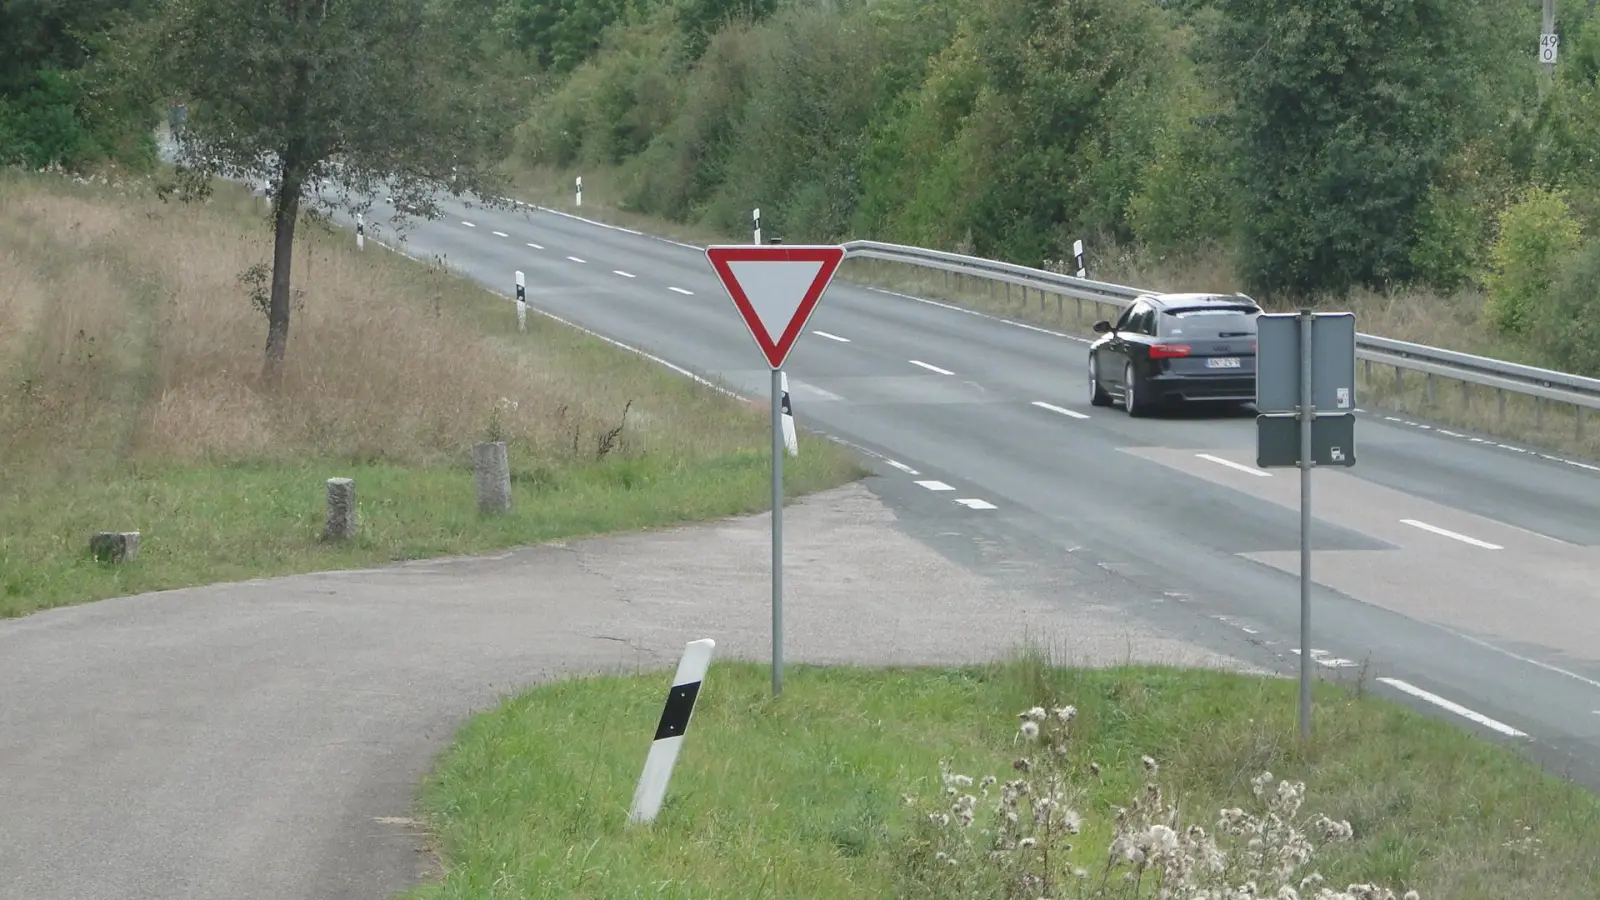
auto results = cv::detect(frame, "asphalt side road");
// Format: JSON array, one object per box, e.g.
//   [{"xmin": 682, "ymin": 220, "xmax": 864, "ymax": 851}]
[
  {"xmin": 345, "ymin": 189, "xmax": 1600, "ymax": 788},
  {"xmin": 0, "ymin": 482, "xmax": 1265, "ymax": 900}
]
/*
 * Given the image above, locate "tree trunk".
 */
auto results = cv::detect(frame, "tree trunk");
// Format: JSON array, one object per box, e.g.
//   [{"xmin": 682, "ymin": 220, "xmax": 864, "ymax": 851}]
[{"xmin": 261, "ymin": 166, "xmax": 304, "ymax": 387}]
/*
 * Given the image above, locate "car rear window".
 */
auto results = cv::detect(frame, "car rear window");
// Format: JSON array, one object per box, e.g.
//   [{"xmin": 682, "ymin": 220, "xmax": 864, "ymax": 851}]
[{"xmin": 1161, "ymin": 307, "xmax": 1259, "ymax": 337}]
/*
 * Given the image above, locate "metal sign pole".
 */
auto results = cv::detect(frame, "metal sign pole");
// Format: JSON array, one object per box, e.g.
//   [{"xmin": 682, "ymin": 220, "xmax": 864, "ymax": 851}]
[
  {"xmin": 1298, "ymin": 309, "xmax": 1314, "ymax": 741},
  {"xmin": 770, "ymin": 366, "xmax": 784, "ymax": 698}
]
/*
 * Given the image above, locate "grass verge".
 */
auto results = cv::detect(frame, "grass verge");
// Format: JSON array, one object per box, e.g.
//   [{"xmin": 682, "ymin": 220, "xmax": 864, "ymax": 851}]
[
  {"xmin": 405, "ymin": 650, "xmax": 1600, "ymax": 899},
  {"xmin": 0, "ymin": 169, "xmax": 865, "ymax": 618},
  {"xmin": 504, "ymin": 163, "xmax": 1600, "ymax": 463}
]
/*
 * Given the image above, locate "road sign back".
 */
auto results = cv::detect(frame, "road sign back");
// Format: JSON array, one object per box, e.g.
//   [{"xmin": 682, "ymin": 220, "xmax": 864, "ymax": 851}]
[{"xmin": 705, "ymin": 245, "xmax": 845, "ymax": 369}]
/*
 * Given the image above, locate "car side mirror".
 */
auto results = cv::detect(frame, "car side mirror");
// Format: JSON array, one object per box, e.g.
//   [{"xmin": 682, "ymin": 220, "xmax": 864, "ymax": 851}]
[{"xmin": 1092, "ymin": 320, "xmax": 1113, "ymax": 334}]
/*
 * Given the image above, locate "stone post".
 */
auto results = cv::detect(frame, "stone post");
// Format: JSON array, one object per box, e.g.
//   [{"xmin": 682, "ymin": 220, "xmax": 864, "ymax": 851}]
[
  {"xmin": 90, "ymin": 531, "xmax": 140, "ymax": 563},
  {"xmin": 323, "ymin": 477, "xmax": 356, "ymax": 541},
  {"xmin": 473, "ymin": 441, "xmax": 512, "ymax": 515}
]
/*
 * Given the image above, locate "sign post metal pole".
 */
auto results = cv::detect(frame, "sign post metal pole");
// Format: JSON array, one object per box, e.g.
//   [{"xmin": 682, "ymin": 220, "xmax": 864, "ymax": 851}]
[
  {"xmin": 770, "ymin": 365, "xmax": 784, "ymax": 698},
  {"xmin": 1298, "ymin": 309, "xmax": 1314, "ymax": 742}
]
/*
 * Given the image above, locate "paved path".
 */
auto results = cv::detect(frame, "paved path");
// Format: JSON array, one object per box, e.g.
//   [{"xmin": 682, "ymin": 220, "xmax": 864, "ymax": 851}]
[{"xmin": 0, "ymin": 482, "xmax": 1256, "ymax": 900}]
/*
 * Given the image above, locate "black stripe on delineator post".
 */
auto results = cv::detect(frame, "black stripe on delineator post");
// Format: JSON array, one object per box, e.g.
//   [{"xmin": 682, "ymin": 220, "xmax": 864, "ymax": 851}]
[
  {"xmin": 653, "ymin": 680, "xmax": 702, "ymax": 740},
  {"xmin": 780, "ymin": 385, "xmax": 792, "ymax": 416}
]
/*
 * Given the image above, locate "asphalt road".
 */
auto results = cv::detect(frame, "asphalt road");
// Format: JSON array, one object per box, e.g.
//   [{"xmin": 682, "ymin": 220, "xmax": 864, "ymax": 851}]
[{"xmin": 346, "ymin": 188, "xmax": 1600, "ymax": 786}]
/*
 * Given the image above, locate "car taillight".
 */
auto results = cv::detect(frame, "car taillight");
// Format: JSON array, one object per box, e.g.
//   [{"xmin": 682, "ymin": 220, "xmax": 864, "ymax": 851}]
[{"xmin": 1150, "ymin": 344, "xmax": 1191, "ymax": 358}]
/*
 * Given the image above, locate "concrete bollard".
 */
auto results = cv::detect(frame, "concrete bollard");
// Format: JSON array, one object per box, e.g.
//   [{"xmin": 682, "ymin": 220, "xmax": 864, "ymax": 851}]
[
  {"xmin": 90, "ymin": 531, "xmax": 140, "ymax": 563},
  {"xmin": 473, "ymin": 441, "xmax": 512, "ymax": 515},
  {"xmin": 323, "ymin": 477, "xmax": 356, "ymax": 541}
]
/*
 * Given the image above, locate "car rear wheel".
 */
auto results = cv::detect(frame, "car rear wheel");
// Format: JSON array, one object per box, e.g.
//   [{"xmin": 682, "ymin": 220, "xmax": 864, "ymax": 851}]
[
  {"xmin": 1088, "ymin": 354, "xmax": 1112, "ymax": 407},
  {"xmin": 1124, "ymin": 362, "xmax": 1152, "ymax": 418}
]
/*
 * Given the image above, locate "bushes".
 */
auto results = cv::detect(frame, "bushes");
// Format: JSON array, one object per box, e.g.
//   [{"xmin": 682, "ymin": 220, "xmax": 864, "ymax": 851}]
[
  {"xmin": 1527, "ymin": 239, "xmax": 1600, "ymax": 377},
  {"xmin": 1485, "ymin": 186, "xmax": 1584, "ymax": 336}
]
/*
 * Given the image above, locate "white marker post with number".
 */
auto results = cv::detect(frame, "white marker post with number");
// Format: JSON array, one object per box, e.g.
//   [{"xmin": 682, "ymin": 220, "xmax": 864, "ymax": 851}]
[{"xmin": 705, "ymin": 245, "xmax": 845, "ymax": 697}]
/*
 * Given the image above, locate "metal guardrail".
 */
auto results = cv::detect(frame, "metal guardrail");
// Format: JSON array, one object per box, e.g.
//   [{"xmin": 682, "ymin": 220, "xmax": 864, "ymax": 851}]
[{"xmin": 841, "ymin": 239, "xmax": 1600, "ymax": 439}]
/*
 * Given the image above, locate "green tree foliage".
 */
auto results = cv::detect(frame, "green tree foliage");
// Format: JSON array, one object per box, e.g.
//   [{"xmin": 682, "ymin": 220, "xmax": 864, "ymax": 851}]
[
  {"xmin": 494, "ymin": 0, "xmax": 646, "ymax": 74},
  {"xmin": 104, "ymin": 0, "xmax": 521, "ymax": 384},
  {"xmin": 1485, "ymin": 186, "xmax": 1585, "ymax": 336},
  {"xmin": 1528, "ymin": 238, "xmax": 1600, "ymax": 376},
  {"xmin": 0, "ymin": 0, "xmax": 161, "ymax": 168},
  {"xmin": 1206, "ymin": 0, "xmax": 1489, "ymax": 300}
]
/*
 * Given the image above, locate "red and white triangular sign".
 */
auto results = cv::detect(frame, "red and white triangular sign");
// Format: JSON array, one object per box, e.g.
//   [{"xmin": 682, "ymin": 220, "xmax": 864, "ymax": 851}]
[{"xmin": 705, "ymin": 245, "xmax": 846, "ymax": 369}]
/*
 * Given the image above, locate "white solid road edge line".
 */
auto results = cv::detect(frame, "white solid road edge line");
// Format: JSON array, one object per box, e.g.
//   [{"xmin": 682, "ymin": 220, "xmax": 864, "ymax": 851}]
[
  {"xmin": 1032, "ymin": 400, "xmax": 1090, "ymax": 420},
  {"xmin": 915, "ymin": 480, "xmax": 954, "ymax": 491},
  {"xmin": 1400, "ymin": 518, "xmax": 1504, "ymax": 550},
  {"xmin": 812, "ymin": 330, "xmax": 851, "ymax": 342},
  {"xmin": 909, "ymin": 359, "xmax": 955, "ymax": 376},
  {"xmin": 1197, "ymin": 453, "xmax": 1271, "ymax": 477},
  {"xmin": 1376, "ymin": 677, "xmax": 1528, "ymax": 738}
]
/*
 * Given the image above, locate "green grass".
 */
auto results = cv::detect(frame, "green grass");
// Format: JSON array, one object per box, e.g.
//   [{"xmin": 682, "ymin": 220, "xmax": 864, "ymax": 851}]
[
  {"xmin": 405, "ymin": 653, "xmax": 1600, "ymax": 899},
  {"xmin": 0, "ymin": 169, "xmax": 865, "ymax": 618}
]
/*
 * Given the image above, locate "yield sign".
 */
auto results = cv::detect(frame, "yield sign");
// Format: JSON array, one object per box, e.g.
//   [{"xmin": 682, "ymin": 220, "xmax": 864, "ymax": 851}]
[{"xmin": 705, "ymin": 245, "xmax": 846, "ymax": 369}]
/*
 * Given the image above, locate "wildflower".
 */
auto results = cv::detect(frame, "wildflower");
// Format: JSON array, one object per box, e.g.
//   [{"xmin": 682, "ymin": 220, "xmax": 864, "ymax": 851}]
[
  {"xmin": 1014, "ymin": 756, "xmax": 1032, "ymax": 772},
  {"xmin": 1020, "ymin": 721, "xmax": 1040, "ymax": 740},
  {"xmin": 1018, "ymin": 836, "xmax": 1038, "ymax": 849},
  {"xmin": 1142, "ymin": 754, "xmax": 1159, "ymax": 774},
  {"xmin": 1089, "ymin": 761, "xmax": 1102, "ymax": 777},
  {"xmin": 1054, "ymin": 705, "xmax": 1077, "ymax": 723},
  {"xmin": 1020, "ymin": 706, "xmax": 1047, "ymax": 722}
]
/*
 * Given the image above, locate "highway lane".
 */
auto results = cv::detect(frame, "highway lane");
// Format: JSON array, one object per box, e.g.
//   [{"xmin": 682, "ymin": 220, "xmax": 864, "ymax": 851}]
[{"xmin": 346, "ymin": 192, "xmax": 1600, "ymax": 783}]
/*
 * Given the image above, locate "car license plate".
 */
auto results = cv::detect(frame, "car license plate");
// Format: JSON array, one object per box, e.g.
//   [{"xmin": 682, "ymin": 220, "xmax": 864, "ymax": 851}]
[{"xmin": 1206, "ymin": 357, "xmax": 1241, "ymax": 369}]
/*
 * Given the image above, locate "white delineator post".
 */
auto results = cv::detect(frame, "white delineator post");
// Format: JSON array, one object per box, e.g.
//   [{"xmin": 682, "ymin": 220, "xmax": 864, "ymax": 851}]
[
  {"xmin": 576, "ymin": 175, "xmax": 583, "ymax": 207},
  {"xmin": 356, "ymin": 213, "xmax": 365, "ymax": 251},
  {"xmin": 1073, "ymin": 239, "xmax": 1086, "ymax": 278},
  {"xmin": 515, "ymin": 270, "xmax": 527, "ymax": 332},
  {"xmin": 779, "ymin": 371, "xmax": 798, "ymax": 457},
  {"xmin": 753, "ymin": 207, "xmax": 762, "ymax": 245},
  {"xmin": 628, "ymin": 638, "xmax": 717, "ymax": 825}
]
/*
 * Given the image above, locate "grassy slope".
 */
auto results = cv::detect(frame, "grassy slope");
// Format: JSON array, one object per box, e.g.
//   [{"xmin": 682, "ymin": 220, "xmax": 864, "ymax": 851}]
[
  {"xmin": 406, "ymin": 655, "xmax": 1600, "ymax": 899},
  {"xmin": 503, "ymin": 164, "xmax": 1600, "ymax": 462},
  {"xmin": 0, "ymin": 170, "xmax": 865, "ymax": 617}
]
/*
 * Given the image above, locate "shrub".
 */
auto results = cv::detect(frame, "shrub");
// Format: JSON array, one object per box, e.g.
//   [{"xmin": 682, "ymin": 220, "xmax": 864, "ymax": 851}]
[
  {"xmin": 1526, "ymin": 238, "xmax": 1600, "ymax": 377},
  {"xmin": 901, "ymin": 703, "xmax": 1420, "ymax": 900},
  {"xmin": 1485, "ymin": 186, "xmax": 1584, "ymax": 336}
]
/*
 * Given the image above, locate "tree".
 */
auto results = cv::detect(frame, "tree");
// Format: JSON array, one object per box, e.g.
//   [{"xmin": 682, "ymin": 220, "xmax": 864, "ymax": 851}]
[
  {"xmin": 104, "ymin": 0, "xmax": 521, "ymax": 385},
  {"xmin": 1207, "ymin": 0, "xmax": 1489, "ymax": 300}
]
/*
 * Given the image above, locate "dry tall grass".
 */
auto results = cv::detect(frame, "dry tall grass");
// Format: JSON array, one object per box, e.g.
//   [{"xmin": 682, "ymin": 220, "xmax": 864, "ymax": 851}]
[{"xmin": 0, "ymin": 171, "xmax": 756, "ymax": 489}]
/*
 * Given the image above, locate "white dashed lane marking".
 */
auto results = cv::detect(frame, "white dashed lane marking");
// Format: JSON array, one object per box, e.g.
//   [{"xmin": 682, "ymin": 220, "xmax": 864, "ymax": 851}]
[
  {"xmin": 1032, "ymin": 400, "xmax": 1090, "ymax": 420},
  {"xmin": 669, "ymin": 286, "xmax": 694, "ymax": 296},
  {"xmin": 614, "ymin": 270, "xmax": 636, "ymax": 278},
  {"xmin": 566, "ymin": 256, "xmax": 586, "ymax": 264},
  {"xmin": 915, "ymin": 480, "xmax": 954, "ymax": 492},
  {"xmin": 461, "ymin": 221, "xmax": 476, "ymax": 228},
  {"xmin": 492, "ymin": 230, "xmax": 508, "ymax": 238},
  {"xmin": 1197, "ymin": 453, "xmax": 1271, "ymax": 477},
  {"xmin": 1378, "ymin": 677, "xmax": 1528, "ymax": 738},
  {"xmin": 527, "ymin": 242, "xmax": 543, "ymax": 250},
  {"xmin": 1400, "ymin": 519, "xmax": 1503, "ymax": 550},
  {"xmin": 812, "ymin": 330, "xmax": 850, "ymax": 343},
  {"xmin": 885, "ymin": 459, "xmax": 919, "ymax": 475},
  {"xmin": 1291, "ymin": 648, "xmax": 1358, "ymax": 669},
  {"xmin": 955, "ymin": 498, "xmax": 998, "ymax": 510},
  {"xmin": 909, "ymin": 360, "xmax": 954, "ymax": 376}
]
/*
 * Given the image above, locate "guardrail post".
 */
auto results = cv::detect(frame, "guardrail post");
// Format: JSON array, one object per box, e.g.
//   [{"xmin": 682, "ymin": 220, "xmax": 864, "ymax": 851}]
[
  {"xmin": 1363, "ymin": 358, "xmax": 1372, "ymax": 383},
  {"xmin": 1460, "ymin": 380, "xmax": 1470, "ymax": 411},
  {"xmin": 1395, "ymin": 366, "xmax": 1404, "ymax": 395},
  {"xmin": 1578, "ymin": 405, "xmax": 1586, "ymax": 442},
  {"xmin": 1425, "ymin": 373, "xmax": 1436, "ymax": 407},
  {"xmin": 1536, "ymin": 398, "xmax": 1544, "ymax": 431},
  {"xmin": 1076, "ymin": 296, "xmax": 1083, "ymax": 321},
  {"xmin": 1498, "ymin": 389, "xmax": 1507, "ymax": 424}
]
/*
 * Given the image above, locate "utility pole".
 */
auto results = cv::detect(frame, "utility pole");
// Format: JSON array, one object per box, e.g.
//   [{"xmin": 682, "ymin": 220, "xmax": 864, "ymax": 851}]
[{"xmin": 1539, "ymin": 0, "xmax": 1558, "ymax": 99}]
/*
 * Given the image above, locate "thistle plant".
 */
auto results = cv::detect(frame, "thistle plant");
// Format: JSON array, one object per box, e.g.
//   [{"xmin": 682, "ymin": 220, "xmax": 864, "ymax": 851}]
[
  {"xmin": 484, "ymin": 396, "xmax": 517, "ymax": 443},
  {"xmin": 903, "ymin": 703, "xmax": 1422, "ymax": 900}
]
